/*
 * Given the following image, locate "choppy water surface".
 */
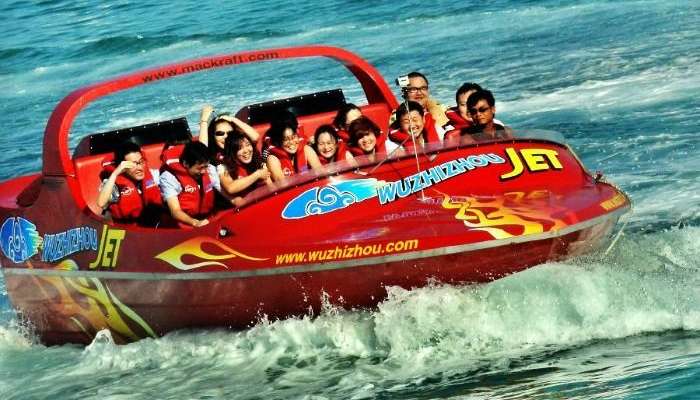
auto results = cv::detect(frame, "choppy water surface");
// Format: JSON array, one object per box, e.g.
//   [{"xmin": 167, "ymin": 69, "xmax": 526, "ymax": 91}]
[{"xmin": 1, "ymin": 1, "xmax": 699, "ymax": 398}]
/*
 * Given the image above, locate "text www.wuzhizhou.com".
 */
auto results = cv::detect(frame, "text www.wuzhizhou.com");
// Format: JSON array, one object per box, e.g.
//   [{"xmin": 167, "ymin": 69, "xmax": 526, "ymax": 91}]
[{"xmin": 275, "ymin": 239, "xmax": 419, "ymax": 265}]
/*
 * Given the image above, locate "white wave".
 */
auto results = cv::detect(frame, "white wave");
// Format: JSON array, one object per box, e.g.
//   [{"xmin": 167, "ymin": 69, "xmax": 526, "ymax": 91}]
[
  {"xmin": 0, "ymin": 320, "xmax": 35, "ymax": 349},
  {"xmin": 38, "ymin": 228, "xmax": 695, "ymax": 398},
  {"xmin": 499, "ymin": 59, "xmax": 699, "ymax": 117}
]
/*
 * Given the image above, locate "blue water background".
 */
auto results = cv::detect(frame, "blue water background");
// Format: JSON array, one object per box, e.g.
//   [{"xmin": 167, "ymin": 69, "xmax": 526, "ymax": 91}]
[{"xmin": 1, "ymin": 0, "xmax": 699, "ymax": 398}]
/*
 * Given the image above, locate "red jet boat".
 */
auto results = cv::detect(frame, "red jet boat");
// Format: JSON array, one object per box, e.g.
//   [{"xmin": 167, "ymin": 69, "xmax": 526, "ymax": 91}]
[{"xmin": 0, "ymin": 45, "xmax": 630, "ymax": 345}]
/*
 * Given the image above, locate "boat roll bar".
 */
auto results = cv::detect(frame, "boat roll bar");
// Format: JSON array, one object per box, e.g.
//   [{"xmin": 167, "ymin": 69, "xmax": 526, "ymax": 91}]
[{"xmin": 42, "ymin": 45, "xmax": 399, "ymax": 177}]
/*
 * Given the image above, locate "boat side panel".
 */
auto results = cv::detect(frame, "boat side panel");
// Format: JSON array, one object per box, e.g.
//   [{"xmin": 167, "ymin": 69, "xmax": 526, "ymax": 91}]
[{"xmin": 4, "ymin": 218, "xmax": 616, "ymax": 345}]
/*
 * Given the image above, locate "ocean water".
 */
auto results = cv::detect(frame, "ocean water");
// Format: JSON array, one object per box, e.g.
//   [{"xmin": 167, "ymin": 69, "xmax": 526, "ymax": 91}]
[{"xmin": 1, "ymin": 0, "xmax": 699, "ymax": 398}]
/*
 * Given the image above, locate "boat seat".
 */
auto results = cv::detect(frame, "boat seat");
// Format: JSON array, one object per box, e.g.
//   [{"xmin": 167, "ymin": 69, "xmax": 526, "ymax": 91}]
[{"xmin": 73, "ymin": 142, "xmax": 173, "ymax": 216}]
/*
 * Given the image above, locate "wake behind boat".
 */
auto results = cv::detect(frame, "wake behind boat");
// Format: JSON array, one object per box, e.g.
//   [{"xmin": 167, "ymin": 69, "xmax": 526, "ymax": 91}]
[{"xmin": 0, "ymin": 45, "xmax": 630, "ymax": 345}]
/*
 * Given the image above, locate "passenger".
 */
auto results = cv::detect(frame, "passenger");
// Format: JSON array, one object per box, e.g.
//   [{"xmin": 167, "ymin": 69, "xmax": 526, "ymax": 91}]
[
  {"xmin": 265, "ymin": 119, "xmax": 322, "ymax": 183},
  {"xmin": 460, "ymin": 89, "xmax": 514, "ymax": 142},
  {"xmin": 272, "ymin": 109, "xmax": 303, "ymax": 142},
  {"xmin": 198, "ymin": 105, "xmax": 260, "ymax": 164},
  {"xmin": 444, "ymin": 82, "xmax": 483, "ymax": 133},
  {"xmin": 159, "ymin": 141, "xmax": 222, "ymax": 228},
  {"xmin": 97, "ymin": 142, "xmax": 164, "ymax": 226},
  {"xmin": 332, "ymin": 103, "xmax": 362, "ymax": 142},
  {"xmin": 220, "ymin": 132, "xmax": 272, "ymax": 204},
  {"xmin": 312, "ymin": 124, "xmax": 354, "ymax": 166},
  {"xmin": 388, "ymin": 101, "xmax": 440, "ymax": 151},
  {"xmin": 393, "ymin": 72, "xmax": 449, "ymax": 138},
  {"xmin": 346, "ymin": 116, "xmax": 385, "ymax": 163}
]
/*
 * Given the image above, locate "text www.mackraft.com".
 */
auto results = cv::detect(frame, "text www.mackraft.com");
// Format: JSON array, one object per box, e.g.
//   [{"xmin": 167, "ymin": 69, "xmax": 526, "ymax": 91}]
[
  {"xmin": 275, "ymin": 239, "xmax": 419, "ymax": 265},
  {"xmin": 142, "ymin": 52, "xmax": 280, "ymax": 82}
]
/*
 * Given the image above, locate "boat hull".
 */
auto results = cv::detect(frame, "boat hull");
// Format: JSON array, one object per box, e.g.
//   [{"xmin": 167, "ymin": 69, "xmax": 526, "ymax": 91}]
[{"xmin": 3, "ymin": 210, "xmax": 622, "ymax": 345}]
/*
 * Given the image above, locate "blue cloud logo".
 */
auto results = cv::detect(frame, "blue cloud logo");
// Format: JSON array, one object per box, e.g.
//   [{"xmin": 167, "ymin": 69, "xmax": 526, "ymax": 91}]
[
  {"xmin": 1, "ymin": 217, "xmax": 41, "ymax": 263},
  {"xmin": 282, "ymin": 178, "xmax": 381, "ymax": 219}
]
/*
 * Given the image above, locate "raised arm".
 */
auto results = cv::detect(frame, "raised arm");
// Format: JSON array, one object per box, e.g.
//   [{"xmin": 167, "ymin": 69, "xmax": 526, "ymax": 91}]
[
  {"xmin": 304, "ymin": 145, "xmax": 324, "ymax": 173},
  {"xmin": 219, "ymin": 115, "xmax": 260, "ymax": 143},
  {"xmin": 198, "ymin": 104, "xmax": 215, "ymax": 147},
  {"xmin": 266, "ymin": 154, "xmax": 286, "ymax": 183},
  {"xmin": 96, "ymin": 161, "xmax": 134, "ymax": 209},
  {"xmin": 220, "ymin": 167, "xmax": 270, "ymax": 195}
]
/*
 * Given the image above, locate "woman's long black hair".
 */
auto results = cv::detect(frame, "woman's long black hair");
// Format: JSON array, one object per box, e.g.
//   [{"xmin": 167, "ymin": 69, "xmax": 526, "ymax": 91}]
[
  {"xmin": 207, "ymin": 113, "xmax": 236, "ymax": 163},
  {"xmin": 223, "ymin": 132, "xmax": 264, "ymax": 178}
]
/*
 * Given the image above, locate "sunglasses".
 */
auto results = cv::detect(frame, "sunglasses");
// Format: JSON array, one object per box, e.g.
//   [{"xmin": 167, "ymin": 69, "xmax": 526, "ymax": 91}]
[
  {"xmin": 469, "ymin": 106, "xmax": 491, "ymax": 114},
  {"xmin": 214, "ymin": 130, "xmax": 232, "ymax": 137}
]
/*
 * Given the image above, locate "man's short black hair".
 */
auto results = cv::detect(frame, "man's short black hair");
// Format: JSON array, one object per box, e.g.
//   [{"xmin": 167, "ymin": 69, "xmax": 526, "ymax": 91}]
[
  {"xmin": 114, "ymin": 141, "xmax": 141, "ymax": 162},
  {"xmin": 395, "ymin": 101, "xmax": 424, "ymax": 120},
  {"xmin": 455, "ymin": 82, "xmax": 483, "ymax": 104},
  {"xmin": 466, "ymin": 89, "xmax": 495, "ymax": 109},
  {"xmin": 407, "ymin": 71, "xmax": 429, "ymax": 85},
  {"xmin": 180, "ymin": 141, "xmax": 209, "ymax": 167}
]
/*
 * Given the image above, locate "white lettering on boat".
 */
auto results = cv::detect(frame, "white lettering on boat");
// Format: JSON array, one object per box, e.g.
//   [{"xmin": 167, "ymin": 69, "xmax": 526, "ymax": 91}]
[
  {"xmin": 376, "ymin": 153, "xmax": 505, "ymax": 205},
  {"xmin": 41, "ymin": 226, "xmax": 98, "ymax": 263}
]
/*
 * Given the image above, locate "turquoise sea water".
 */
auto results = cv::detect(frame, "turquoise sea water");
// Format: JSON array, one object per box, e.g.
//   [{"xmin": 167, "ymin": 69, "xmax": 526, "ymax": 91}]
[{"xmin": 1, "ymin": 1, "xmax": 699, "ymax": 398}]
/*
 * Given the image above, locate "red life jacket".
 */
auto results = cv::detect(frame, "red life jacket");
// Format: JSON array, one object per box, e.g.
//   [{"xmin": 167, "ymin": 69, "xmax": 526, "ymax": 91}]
[
  {"xmin": 388, "ymin": 112, "xmax": 440, "ymax": 150},
  {"xmin": 164, "ymin": 161, "xmax": 216, "ymax": 219},
  {"xmin": 443, "ymin": 108, "xmax": 473, "ymax": 143},
  {"xmin": 317, "ymin": 141, "xmax": 349, "ymax": 165},
  {"xmin": 100, "ymin": 164, "xmax": 163, "ymax": 223},
  {"xmin": 267, "ymin": 139, "xmax": 308, "ymax": 177},
  {"xmin": 228, "ymin": 162, "xmax": 267, "ymax": 198},
  {"xmin": 233, "ymin": 163, "xmax": 250, "ymax": 179},
  {"xmin": 445, "ymin": 107, "xmax": 472, "ymax": 130},
  {"xmin": 160, "ymin": 144, "xmax": 184, "ymax": 166},
  {"xmin": 335, "ymin": 128, "xmax": 350, "ymax": 143}
]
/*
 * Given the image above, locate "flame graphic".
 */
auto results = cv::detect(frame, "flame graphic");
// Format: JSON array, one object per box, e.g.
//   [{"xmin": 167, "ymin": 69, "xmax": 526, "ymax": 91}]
[
  {"xmin": 56, "ymin": 259, "xmax": 78, "ymax": 270},
  {"xmin": 440, "ymin": 192, "xmax": 569, "ymax": 239},
  {"xmin": 155, "ymin": 236, "xmax": 267, "ymax": 270},
  {"xmin": 600, "ymin": 192, "xmax": 627, "ymax": 211},
  {"xmin": 27, "ymin": 260, "xmax": 156, "ymax": 342}
]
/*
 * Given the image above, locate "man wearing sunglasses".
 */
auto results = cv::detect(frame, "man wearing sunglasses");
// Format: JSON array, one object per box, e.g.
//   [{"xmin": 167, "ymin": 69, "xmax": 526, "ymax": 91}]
[{"xmin": 460, "ymin": 89, "xmax": 513, "ymax": 142}]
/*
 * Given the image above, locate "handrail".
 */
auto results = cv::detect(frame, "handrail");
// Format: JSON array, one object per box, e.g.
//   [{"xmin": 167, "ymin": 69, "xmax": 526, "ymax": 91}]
[{"xmin": 42, "ymin": 45, "xmax": 399, "ymax": 177}]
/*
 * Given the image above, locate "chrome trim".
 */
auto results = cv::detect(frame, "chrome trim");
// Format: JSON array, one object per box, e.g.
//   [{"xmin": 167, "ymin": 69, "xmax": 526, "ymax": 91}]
[{"xmin": 2, "ymin": 205, "xmax": 629, "ymax": 281}]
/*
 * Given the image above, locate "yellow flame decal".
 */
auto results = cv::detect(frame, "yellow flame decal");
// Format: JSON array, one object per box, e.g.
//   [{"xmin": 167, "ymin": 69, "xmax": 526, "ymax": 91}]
[
  {"xmin": 441, "ymin": 192, "xmax": 569, "ymax": 239},
  {"xmin": 600, "ymin": 192, "xmax": 627, "ymax": 211},
  {"xmin": 56, "ymin": 259, "xmax": 78, "ymax": 271},
  {"xmin": 63, "ymin": 276, "xmax": 156, "ymax": 341},
  {"xmin": 155, "ymin": 236, "xmax": 267, "ymax": 270},
  {"xmin": 25, "ymin": 260, "xmax": 157, "ymax": 342}
]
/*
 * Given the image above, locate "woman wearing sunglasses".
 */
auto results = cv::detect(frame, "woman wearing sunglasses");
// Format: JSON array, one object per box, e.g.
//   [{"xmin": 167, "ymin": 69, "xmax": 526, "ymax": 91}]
[
  {"xmin": 197, "ymin": 104, "xmax": 266, "ymax": 200},
  {"xmin": 198, "ymin": 104, "xmax": 261, "ymax": 165}
]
